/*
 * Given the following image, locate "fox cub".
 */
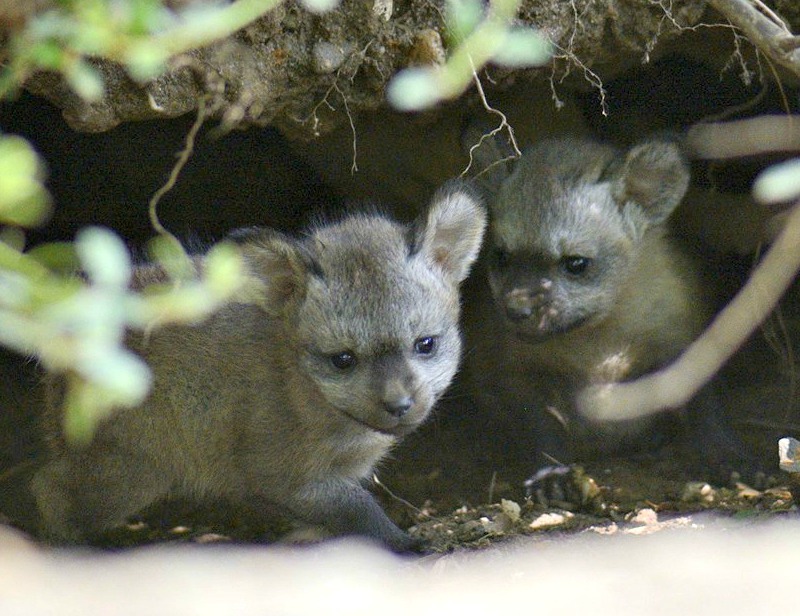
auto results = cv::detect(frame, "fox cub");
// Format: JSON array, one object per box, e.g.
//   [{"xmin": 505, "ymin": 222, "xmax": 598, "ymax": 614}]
[
  {"xmin": 31, "ymin": 183, "xmax": 485, "ymax": 551},
  {"xmin": 463, "ymin": 133, "xmax": 753, "ymax": 482}
]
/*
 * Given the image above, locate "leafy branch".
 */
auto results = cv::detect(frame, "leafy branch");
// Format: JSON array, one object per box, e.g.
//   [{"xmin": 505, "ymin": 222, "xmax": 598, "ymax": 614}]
[
  {"xmin": 0, "ymin": 0, "xmax": 311, "ymax": 101},
  {"xmin": 387, "ymin": 0, "xmax": 551, "ymax": 111},
  {"xmin": 0, "ymin": 0, "xmax": 324, "ymax": 442},
  {"xmin": 0, "ymin": 127, "xmax": 249, "ymax": 444}
]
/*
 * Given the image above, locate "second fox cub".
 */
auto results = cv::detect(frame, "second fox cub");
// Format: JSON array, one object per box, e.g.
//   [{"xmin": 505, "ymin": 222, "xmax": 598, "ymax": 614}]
[
  {"xmin": 30, "ymin": 183, "xmax": 485, "ymax": 551},
  {"xmin": 464, "ymin": 133, "xmax": 756, "ymax": 483}
]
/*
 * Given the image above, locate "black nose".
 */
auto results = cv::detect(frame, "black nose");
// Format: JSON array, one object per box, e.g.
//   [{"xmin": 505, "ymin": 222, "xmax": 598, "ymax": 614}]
[
  {"xmin": 503, "ymin": 287, "xmax": 537, "ymax": 322},
  {"xmin": 384, "ymin": 396, "xmax": 413, "ymax": 417},
  {"xmin": 505, "ymin": 304, "xmax": 533, "ymax": 322}
]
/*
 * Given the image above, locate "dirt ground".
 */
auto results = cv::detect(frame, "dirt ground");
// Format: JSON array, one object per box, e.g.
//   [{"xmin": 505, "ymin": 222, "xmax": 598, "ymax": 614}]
[
  {"xmin": 10, "ymin": 406, "xmax": 789, "ymax": 555},
  {"xmin": 1, "ymin": 311, "xmax": 798, "ymax": 615}
]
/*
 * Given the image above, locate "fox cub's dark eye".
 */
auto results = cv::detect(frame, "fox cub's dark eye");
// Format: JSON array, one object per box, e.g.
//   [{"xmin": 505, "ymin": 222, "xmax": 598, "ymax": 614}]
[
  {"xmin": 561, "ymin": 255, "xmax": 591, "ymax": 276},
  {"xmin": 330, "ymin": 351, "xmax": 357, "ymax": 370},
  {"xmin": 413, "ymin": 336, "xmax": 437, "ymax": 355}
]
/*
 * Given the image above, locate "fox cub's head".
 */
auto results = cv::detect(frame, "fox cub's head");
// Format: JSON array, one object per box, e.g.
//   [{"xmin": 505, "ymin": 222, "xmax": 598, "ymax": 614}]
[
  {"xmin": 468, "ymin": 133, "xmax": 689, "ymax": 341},
  {"xmin": 232, "ymin": 183, "xmax": 485, "ymax": 436}
]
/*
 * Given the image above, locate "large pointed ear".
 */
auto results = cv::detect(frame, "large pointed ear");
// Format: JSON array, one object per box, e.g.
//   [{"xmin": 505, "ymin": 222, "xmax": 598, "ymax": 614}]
[
  {"xmin": 227, "ymin": 227, "xmax": 316, "ymax": 315},
  {"xmin": 610, "ymin": 139, "xmax": 690, "ymax": 225},
  {"xmin": 460, "ymin": 118, "xmax": 518, "ymax": 196},
  {"xmin": 412, "ymin": 181, "xmax": 487, "ymax": 285}
]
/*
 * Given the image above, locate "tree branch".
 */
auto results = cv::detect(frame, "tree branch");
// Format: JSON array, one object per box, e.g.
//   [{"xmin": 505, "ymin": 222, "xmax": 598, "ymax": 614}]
[
  {"xmin": 686, "ymin": 115, "xmax": 800, "ymax": 159},
  {"xmin": 707, "ymin": 0, "xmax": 800, "ymax": 78},
  {"xmin": 579, "ymin": 195, "xmax": 800, "ymax": 422}
]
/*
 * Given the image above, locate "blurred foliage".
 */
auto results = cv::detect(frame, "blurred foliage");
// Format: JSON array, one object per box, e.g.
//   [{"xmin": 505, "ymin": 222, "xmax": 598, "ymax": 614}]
[
  {"xmin": 0, "ymin": 0, "xmax": 370, "ymax": 443},
  {"xmin": 0, "ymin": 3, "xmax": 795, "ymax": 454},
  {"xmin": 0, "ymin": 0, "xmax": 548, "ymax": 441},
  {"xmin": 387, "ymin": 0, "xmax": 552, "ymax": 111},
  {"xmin": 0, "ymin": 0, "xmax": 304, "ymax": 443},
  {"xmin": 0, "ymin": 133, "xmax": 249, "ymax": 444},
  {"xmin": 0, "ymin": 134, "xmax": 51, "ymax": 225},
  {"xmin": 0, "ymin": 0, "xmax": 547, "ymax": 447},
  {"xmin": 754, "ymin": 158, "xmax": 800, "ymax": 205},
  {"xmin": 0, "ymin": 0, "xmax": 290, "ymax": 99}
]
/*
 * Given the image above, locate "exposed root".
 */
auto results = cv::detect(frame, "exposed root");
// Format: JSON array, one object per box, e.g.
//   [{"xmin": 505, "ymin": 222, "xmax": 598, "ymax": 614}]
[
  {"xmin": 461, "ymin": 64, "xmax": 521, "ymax": 178},
  {"xmin": 300, "ymin": 43, "xmax": 372, "ymax": 175},
  {"xmin": 333, "ymin": 82, "xmax": 358, "ymax": 175},
  {"xmin": 707, "ymin": 0, "xmax": 800, "ymax": 79},
  {"xmin": 148, "ymin": 94, "xmax": 209, "ymax": 245},
  {"xmin": 548, "ymin": 0, "xmax": 608, "ymax": 116},
  {"xmin": 303, "ymin": 80, "xmax": 359, "ymax": 174}
]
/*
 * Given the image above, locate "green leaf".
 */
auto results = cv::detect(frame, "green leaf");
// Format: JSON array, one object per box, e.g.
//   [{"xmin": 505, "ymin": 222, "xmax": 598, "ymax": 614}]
[
  {"xmin": 125, "ymin": 42, "xmax": 168, "ymax": 81},
  {"xmin": 63, "ymin": 386, "xmax": 97, "ymax": 447},
  {"xmin": 62, "ymin": 374, "xmax": 150, "ymax": 447},
  {"xmin": 204, "ymin": 241, "xmax": 245, "ymax": 298},
  {"xmin": 129, "ymin": 0, "xmax": 171, "ymax": 35},
  {"xmin": 75, "ymin": 227, "xmax": 132, "ymax": 288},
  {"xmin": 66, "ymin": 59, "xmax": 105, "ymax": 101},
  {"xmin": 79, "ymin": 347, "xmax": 152, "ymax": 404},
  {"xmin": 0, "ymin": 135, "xmax": 52, "ymax": 226},
  {"xmin": 298, "ymin": 0, "xmax": 341, "ymax": 14},
  {"xmin": 446, "ymin": 0, "xmax": 483, "ymax": 43},
  {"xmin": 27, "ymin": 242, "xmax": 80, "ymax": 273},
  {"xmin": 136, "ymin": 284, "xmax": 216, "ymax": 324},
  {"xmin": 492, "ymin": 27, "xmax": 552, "ymax": 67},
  {"xmin": 0, "ymin": 135, "xmax": 41, "ymax": 183},
  {"xmin": 1, "ymin": 194, "xmax": 52, "ymax": 227},
  {"xmin": 27, "ymin": 12, "xmax": 76, "ymax": 41},
  {"xmin": 387, "ymin": 67, "xmax": 443, "ymax": 112},
  {"xmin": 0, "ymin": 309, "xmax": 35, "ymax": 355},
  {"xmin": 148, "ymin": 234, "xmax": 194, "ymax": 281},
  {"xmin": 753, "ymin": 158, "xmax": 800, "ymax": 204},
  {"xmin": 0, "ymin": 276, "xmax": 31, "ymax": 312},
  {"xmin": 30, "ymin": 40, "xmax": 65, "ymax": 70}
]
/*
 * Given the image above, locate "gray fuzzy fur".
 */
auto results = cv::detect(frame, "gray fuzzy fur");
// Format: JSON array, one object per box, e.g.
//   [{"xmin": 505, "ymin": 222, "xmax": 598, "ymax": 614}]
[
  {"xmin": 31, "ymin": 183, "xmax": 485, "ymax": 551},
  {"xmin": 464, "ymin": 134, "xmax": 707, "ymax": 452}
]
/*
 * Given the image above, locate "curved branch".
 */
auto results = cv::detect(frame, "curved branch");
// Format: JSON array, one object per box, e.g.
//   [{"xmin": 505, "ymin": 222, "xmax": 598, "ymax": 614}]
[
  {"xmin": 686, "ymin": 115, "xmax": 800, "ymax": 159},
  {"xmin": 579, "ymin": 196, "xmax": 800, "ymax": 422}
]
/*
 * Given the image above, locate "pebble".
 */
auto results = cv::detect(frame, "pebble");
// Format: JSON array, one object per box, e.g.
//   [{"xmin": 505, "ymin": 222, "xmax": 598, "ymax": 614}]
[
  {"xmin": 528, "ymin": 512, "xmax": 570, "ymax": 530},
  {"xmin": 312, "ymin": 41, "xmax": 346, "ymax": 74}
]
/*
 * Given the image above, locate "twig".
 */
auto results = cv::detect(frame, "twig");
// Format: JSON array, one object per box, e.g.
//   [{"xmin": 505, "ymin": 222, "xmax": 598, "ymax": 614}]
[
  {"xmin": 148, "ymin": 95, "xmax": 208, "ymax": 244},
  {"xmin": 333, "ymin": 82, "xmax": 358, "ymax": 175},
  {"xmin": 686, "ymin": 115, "xmax": 800, "ymax": 159},
  {"xmin": 752, "ymin": 0, "xmax": 792, "ymax": 33},
  {"xmin": 461, "ymin": 61, "xmax": 521, "ymax": 178},
  {"xmin": 371, "ymin": 474, "xmax": 431, "ymax": 519}
]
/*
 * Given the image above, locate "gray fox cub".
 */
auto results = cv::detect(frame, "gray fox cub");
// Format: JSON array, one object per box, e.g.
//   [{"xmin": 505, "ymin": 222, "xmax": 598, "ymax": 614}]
[
  {"xmin": 31, "ymin": 183, "xmax": 485, "ymax": 551},
  {"xmin": 464, "ymin": 132, "xmax": 755, "ymax": 483}
]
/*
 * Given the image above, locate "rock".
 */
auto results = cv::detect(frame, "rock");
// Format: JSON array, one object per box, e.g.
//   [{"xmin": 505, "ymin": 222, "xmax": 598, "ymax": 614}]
[{"xmin": 311, "ymin": 41, "xmax": 346, "ymax": 74}]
